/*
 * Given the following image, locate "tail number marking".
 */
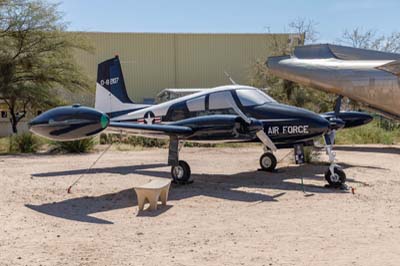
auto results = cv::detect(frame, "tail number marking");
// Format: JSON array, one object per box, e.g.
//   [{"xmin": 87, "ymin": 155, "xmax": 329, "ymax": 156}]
[{"xmin": 100, "ymin": 77, "xmax": 119, "ymax": 86}]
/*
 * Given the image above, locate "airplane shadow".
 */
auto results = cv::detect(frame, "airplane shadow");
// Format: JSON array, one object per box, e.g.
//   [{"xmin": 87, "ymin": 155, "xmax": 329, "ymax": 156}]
[
  {"xmin": 26, "ymin": 161, "xmax": 374, "ymax": 224},
  {"xmin": 26, "ymin": 189, "xmax": 135, "ymax": 224},
  {"xmin": 31, "ymin": 163, "xmax": 168, "ymax": 178}
]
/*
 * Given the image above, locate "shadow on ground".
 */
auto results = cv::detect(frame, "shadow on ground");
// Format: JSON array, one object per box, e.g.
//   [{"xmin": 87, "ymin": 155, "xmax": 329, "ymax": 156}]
[
  {"xmin": 31, "ymin": 163, "xmax": 168, "ymax": 178},
  {"xmin": 26, "ymin": 160, "xmax": 372, "ymax": 224}
]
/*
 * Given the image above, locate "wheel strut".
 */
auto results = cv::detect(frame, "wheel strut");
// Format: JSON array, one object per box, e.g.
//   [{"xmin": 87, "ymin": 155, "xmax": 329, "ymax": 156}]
[{"xmin": 168, "ymin": 136, "xmax": 192, "ymax": 184}]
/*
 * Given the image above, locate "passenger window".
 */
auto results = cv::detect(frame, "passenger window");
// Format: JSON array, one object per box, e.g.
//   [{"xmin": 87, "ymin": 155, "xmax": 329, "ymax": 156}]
[
  {"xmin": 209, "ymin": 91, "xmax": 234, "ymax": 110},
  {"xmin": 187, "ymin": 96, "xmax": 205, "ymax": 112}
]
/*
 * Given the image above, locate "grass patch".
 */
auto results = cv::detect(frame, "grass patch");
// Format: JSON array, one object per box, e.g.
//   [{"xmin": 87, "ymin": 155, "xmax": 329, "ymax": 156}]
[
  {"xmin": 5, "ymin": 133, "xmax": 44, "ymax": 153},
  {"xmin": 0, "ymin": 137, "xmax": 9, "ymax": 154},
  {"xmin": 335, "ymin": 121, "xmax": 400, "ymax": 145}
]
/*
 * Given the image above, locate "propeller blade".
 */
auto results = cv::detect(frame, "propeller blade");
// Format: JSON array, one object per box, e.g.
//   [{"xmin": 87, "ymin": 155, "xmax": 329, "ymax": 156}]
[
  {"xmin": 334, "ymin": 95, "xmax": 343, "ymax": 116},
  {"xmin": 256, "ymin": 130, "xmax": 277, "ymax": 152}
]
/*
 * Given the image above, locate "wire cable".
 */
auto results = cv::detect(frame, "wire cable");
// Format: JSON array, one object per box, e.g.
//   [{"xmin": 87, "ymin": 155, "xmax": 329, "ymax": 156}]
[{"xmin": 67, "ymin": 143, "xmax": 113, "ymax": 193}]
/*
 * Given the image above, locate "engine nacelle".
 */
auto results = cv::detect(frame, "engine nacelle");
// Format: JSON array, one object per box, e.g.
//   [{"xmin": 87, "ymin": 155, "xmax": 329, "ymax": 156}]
[
  {"xmin": 29, "ymin": 105, "xmax": 109, "ymax": 141},
  {"xmin": 322, "ymin": 111, "xmax": 373, "ymax": 129}
]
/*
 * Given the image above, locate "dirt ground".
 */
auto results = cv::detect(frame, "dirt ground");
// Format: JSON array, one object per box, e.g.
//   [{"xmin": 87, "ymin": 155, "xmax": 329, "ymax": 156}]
[{"xmin": 1, "ymin": 145, "xmax": 400, "ymax": 266}]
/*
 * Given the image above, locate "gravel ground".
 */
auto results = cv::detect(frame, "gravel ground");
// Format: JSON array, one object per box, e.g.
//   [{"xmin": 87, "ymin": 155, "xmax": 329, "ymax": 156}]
[{"xmin": 0, "ymin": 145, "xmax": 399, "ymax": 266}]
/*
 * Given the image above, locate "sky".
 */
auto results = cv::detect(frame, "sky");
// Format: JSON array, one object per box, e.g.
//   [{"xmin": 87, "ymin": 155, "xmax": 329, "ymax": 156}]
[{"xmin": 51, "ymin": 0, "xmax": 400, "ymax": 43}]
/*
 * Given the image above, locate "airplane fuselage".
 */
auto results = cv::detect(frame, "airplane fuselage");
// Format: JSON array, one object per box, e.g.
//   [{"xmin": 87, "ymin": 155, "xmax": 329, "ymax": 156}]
[{"xmin": 105, "ymin": 86, "xmax": 332, "ymax": 146}]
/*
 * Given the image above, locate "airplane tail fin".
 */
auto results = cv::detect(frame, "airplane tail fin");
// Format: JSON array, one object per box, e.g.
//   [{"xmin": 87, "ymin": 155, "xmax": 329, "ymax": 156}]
[{"xmin": 95, "ymin": 56, "xmax": 148, "ymax": 115}]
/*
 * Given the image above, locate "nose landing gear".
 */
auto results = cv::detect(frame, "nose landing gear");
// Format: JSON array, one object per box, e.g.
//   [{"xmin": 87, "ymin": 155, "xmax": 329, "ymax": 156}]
[
  {"xmin": 324, "ymin": 140, "xmax": 347, "ymax": 188},
  {"xmin": 325, "ymin": 166, "xmax": 346, "ymax": 188}
]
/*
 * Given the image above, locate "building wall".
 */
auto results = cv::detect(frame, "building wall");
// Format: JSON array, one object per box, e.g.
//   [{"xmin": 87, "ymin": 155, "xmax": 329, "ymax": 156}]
[{"xmin": 73, "ymin": 32, "xmax": 298, "ymax": 104}]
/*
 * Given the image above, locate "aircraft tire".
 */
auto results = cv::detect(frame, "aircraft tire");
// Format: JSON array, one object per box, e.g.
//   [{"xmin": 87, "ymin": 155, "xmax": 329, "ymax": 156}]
[
  {"xmin": 171, "ymin": 160, "xmax": 191, "ymax": 183},
  {"xmin": 259, "ymin": 152, "xmax": 277, "ymax": 172},
  {"xmin": 324, "ymin": 167, "xmax": 346, "ymax": 188}
]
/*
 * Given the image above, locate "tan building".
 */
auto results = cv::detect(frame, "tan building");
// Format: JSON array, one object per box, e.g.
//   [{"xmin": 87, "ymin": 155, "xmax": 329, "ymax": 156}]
[
  {"xmin": 0, "ymin": 32, "xmax": 301, "ymax": 136},
  {"xmin": 74, "ymin": 32, "xmax": 301, "ymax": 104}
]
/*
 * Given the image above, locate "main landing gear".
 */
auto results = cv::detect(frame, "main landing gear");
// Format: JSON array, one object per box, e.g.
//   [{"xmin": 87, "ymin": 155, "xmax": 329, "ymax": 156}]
[
  {"xmin": 168, "ymin": 136, "xmax": 192, "ymax": 184},
  {"xmin": 259, "ymin": 146, "xmax": 277, "ymax": 172},
  {"xmin": 259, "ymin": 152, "xmax": 277, "ymax": 171}
]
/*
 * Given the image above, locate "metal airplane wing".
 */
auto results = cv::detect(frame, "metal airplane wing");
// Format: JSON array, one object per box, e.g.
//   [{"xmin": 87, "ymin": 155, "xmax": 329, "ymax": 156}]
[{"xmin": 108, "ymin": 122, "xmax": 193, "ymax": 135}]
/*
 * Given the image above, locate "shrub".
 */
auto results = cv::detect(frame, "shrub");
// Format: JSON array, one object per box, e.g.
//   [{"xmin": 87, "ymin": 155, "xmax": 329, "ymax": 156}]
[
  {"xmin": 99, "ymin": 133, "xmax": 167, "ymax": 148},
  {"xmin": 184, "ymin": 142, "xmax": 216, "ymax": 148},
  {"xmin": 335, "ymin": 121, "xmax": 400, "ymax": 145},
  {"xmin": 0, "ymin": 137, "xmax": 9, "ymax": 154},
  {"xmin": 303, "ymin": 146, "xmax": 320, "ymax": 164},
  {"xmin": 99, "ymin": 133, "xmax": 109, "ymax": 145},
  {"xmin": 51, "ymin": 138, "xmax": 96, "ymax": 153},
  {"xmin": 126, "ymin": 136, "xmax": 167, "ymax": 148},
  {"xmin": 99, "ymin": 133, "xmax": 122, "ymax": 145},
  {"xmin": 8, "ymin": 133, "xmax": 41, "ymax": 153}
]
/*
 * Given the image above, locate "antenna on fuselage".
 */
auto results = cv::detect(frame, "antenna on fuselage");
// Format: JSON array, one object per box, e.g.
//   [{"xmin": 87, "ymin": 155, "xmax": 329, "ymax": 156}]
[{"xmin": 224, "ymin": 71, "xmax": 237, "ymax": 85}]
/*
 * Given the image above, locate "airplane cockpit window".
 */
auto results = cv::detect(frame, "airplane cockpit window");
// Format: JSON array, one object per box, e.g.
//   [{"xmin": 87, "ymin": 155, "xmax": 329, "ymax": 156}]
[
  {"xmin": 236, "ymin": 89, "xmax": 276, "ymax": 107},
  {"xmin": 187, "ymin": 96, "xmax": 205, "ymax": 112}
]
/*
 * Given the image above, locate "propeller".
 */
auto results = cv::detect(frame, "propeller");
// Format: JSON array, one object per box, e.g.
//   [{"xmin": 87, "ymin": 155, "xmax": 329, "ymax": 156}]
[{"xmin": 324, "ymin": 95, "xmax": 345, "ymax": 146}]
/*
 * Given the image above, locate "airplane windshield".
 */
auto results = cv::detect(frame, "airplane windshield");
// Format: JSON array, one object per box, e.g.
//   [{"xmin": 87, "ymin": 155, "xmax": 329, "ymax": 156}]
[{"xmin": 236, "ymin": 89, "xmax": 276, "ymax": 107}]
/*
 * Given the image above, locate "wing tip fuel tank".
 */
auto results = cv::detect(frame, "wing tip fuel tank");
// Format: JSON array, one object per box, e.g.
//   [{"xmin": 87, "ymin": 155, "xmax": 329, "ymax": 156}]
[{"xmin": 29, "ymin": 105, "xmax": 110, "ymax": 141}]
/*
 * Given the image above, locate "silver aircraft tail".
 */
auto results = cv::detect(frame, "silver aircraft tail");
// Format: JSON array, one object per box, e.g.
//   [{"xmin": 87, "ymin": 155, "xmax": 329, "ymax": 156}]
[{"xmin": 266, "ymin": 44, "xmax": 400, "ymax": 119}]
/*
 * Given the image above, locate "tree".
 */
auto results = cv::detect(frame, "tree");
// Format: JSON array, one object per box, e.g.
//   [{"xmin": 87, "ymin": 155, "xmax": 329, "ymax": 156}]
[
  {"xmin": 250, "ymin": 18, "xmax": 334, "ymax": 113},
  {"xmin": 339, "ymin": 27, "xmax": 400, "ymax": 53},
  {"xmin": 287, "ymin": 17, "xmax": 319, "ymax": 44},
  {"xmin": 0, "ymin": 0, "xmax": 92, "ymax": 133}
]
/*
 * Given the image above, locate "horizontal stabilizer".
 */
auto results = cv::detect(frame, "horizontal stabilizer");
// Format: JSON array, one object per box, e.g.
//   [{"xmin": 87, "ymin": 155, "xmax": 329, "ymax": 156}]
[
  {"xmin": 377, "ymin": 60, "xmax": 400, "ymax": 76},
  {"xmin": 293, "ymin": 44, "xmax": 400, "ymax": 60},
  {"xmin": 109, "ymin": 122, "xmax": 193, "ymax": 135},
  {"xmin": 294, "ymin": 44, "xmax": 336, "ymax": 59}
]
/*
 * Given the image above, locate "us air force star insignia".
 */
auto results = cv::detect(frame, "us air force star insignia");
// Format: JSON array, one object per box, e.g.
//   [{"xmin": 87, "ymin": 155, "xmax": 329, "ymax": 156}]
[{"xmin": 144, "ymin": 111, "xmax": 155, "ymax": 124}]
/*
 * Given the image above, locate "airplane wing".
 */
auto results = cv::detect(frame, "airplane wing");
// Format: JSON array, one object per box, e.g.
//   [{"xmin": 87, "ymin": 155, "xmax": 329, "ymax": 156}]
[{"xmin": 108, "ymin": 122, "xmax": 193, "ymax": 135}]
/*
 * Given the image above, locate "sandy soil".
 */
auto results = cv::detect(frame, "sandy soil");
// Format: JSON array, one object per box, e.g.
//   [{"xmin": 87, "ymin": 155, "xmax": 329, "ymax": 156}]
[{"xmin": 1, "ymin": 145, "xmax": 400, "ymax": 266}]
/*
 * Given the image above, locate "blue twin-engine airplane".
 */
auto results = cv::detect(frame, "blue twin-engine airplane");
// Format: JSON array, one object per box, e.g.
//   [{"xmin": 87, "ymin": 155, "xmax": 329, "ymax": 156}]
[{"xmin": 29, "ymin": 56, "xmax": 373, "ymax": 187}]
